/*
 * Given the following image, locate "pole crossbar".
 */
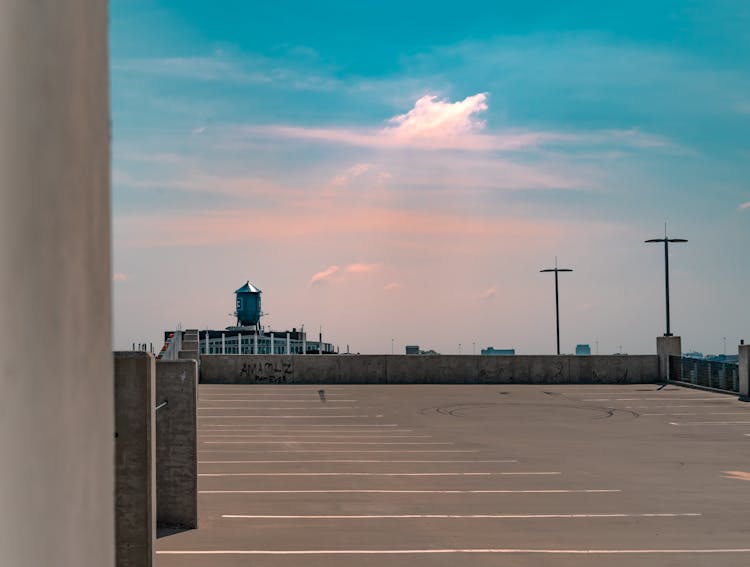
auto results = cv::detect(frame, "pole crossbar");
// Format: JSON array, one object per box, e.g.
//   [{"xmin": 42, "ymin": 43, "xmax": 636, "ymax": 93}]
[
  {"xmin": 645, "ymin": 228, "xmax": 688, "ymax": 337},
  {"xmin": 540, "ymin": 257, "xmax": 573, "ymax": 355}
]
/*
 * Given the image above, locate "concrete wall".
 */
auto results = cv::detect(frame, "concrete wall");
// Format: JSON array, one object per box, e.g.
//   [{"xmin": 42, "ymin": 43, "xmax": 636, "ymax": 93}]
[
  {"xmin": 114, "ymin": 353, "xmax": 155, "ymax": 567},
  {"xmin": 657, "ymin": 336, "xmax": 682, "ymax": 380},
  {"xmin": 739, "ymin": 345, "xmax": 750, "ymax": 401},
  {"xmin": 0, "ymin": 2, "xmax": 113, "ymax": 566},
  {"xmin": 156, "ymin": 360, "xmax": 198, "ymax": 529},
  {"xmin": 200, "ymin": 355, "xmax": 660, "ymax": 384}
]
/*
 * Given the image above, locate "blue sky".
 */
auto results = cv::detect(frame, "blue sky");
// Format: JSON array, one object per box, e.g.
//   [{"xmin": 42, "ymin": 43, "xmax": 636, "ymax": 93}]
[{"xmin": 111, "ymin": 1, "xmax": 750, "ymax": 355}]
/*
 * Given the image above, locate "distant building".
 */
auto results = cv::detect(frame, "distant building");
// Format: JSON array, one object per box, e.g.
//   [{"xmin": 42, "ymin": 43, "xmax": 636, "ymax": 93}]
[
  {"xmin": 575, "ymin": 344, "xmax": 591, "ymax": 356},
  {"xmin": 405, "ymin": 345, "xmax": 420, "ymax": 355},
  {"xmin": 481, "ymin": 347, "xmax": 515, "ymax": 356}
]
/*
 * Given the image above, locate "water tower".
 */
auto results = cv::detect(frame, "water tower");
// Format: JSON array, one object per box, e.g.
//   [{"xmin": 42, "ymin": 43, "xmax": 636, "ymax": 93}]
[{"xmin": 234, "ymin": 281, "xmax": 262, "ymax": 328}]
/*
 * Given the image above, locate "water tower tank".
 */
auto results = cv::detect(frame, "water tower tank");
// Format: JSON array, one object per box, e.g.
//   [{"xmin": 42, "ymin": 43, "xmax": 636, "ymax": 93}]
[{"xmin": 234, "ymin": 281, "xmax": 262, "ymax": 327}]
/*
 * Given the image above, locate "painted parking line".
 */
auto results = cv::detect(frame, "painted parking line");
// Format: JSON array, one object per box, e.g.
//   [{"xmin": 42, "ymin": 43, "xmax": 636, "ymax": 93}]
[
  {"xmin": 669, "ymin": 421, "xmax": 750, "ymax": 426},
  {"xmin": 643, "ymin": 413, "xmax": 747, "ymax": 416},
  {"xmin": 721, "ymin": 471, "xmax": 750, "ymax": 481},
  {"xmin": 199, "ymin": 424, "xmax": 399, "ymax": 427},
  {"xmin": 200, "ymin": 489, "xmax": 619, "ymax": 494},
  {"xmin": 198, "ymin": 460, "xmax": 519, "ymax": 464},
  {"xmin": 583, "ymin": 397, "xmax": 724, "ymax": 402},
  {"xmin": 199, "ymin": 449, "xmax": 481, "ymax": 453},
  {"xmin": 158, "ymin": 548, "xmax": 750, "ymax": 556},
  {"xmin": 202, "ymin": 441, "xmax": 454, "ymax": 445},
  {"xmin": 199, "ymin": 472, "xmax": 560, "ymax": 477},
  {"xmin": 198, "ymin": 407, "xmax": 358, "ymax": 410},
  {"xmin": 198, "ymin": 415, "xmax": 371, "ymax": 419},
  {"xmin": 201, "ymin": 433, "xmax": 432, "ymax": 443},
  {"xmin": 221, "ymin": 513, "xmax": 700, "ymax": 520},
  {"xmin": 197, "ymin": 429, "xmax": 415, "ymax": 433},
  {"xmin": 199, "ymin": 399, "xmax": 359, "ymax": 403},
  {"xmin": 631, "ymin": 404, "xmax": 732, "ymax": 408}
]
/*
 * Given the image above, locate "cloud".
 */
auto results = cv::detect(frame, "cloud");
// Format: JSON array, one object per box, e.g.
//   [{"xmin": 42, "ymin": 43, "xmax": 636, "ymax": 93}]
[
  {"xmin": 346, "ymin": 263, "xmax": 380, "ymax": 273},
  {"xmin": 113, "ymin": 273, "xmax": 129, "ymax": 282},
  {"xmin": 309, "ymin": 265, "xmax": 340, "ymax": 285},
  {"xmin": 479, "ymin": 286, "xmax": 497, "ymax": 300},
  {"xmin": 244, "ymin": 92, "xmax": 673, "ymax": 153},
  {"xmin": 383, "ymin": 282, "xmax": 401, "ymax": 291},
  {"xmin": 331, "ymin": 163, "xmax": 373, "ymax": 186},
  {"xmin": 384, "ymin": 93, "xmax": 488, "ymax": 140},
  {"xmin": 739, "ymin": 202, "xmax": 750, "ymax": 211}
]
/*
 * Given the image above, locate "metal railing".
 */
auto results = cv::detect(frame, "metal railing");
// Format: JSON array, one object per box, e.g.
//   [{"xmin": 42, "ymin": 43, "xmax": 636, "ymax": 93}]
[{"xmin": 669, "ymin": 355, "xmax": 739, "ymax": 393}]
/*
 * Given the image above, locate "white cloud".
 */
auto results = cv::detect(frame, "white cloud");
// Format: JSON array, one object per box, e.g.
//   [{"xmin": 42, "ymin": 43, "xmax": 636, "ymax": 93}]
[
  {"xmin": 479, "ymin": 286, "xmax": 497, "ymax": 300},
  {"xmin": 384, "ymin": 93, "xmax": 488, "ymax": 139},
  {"xmin": 739, "ymin": 202, "xmax": 750, "ymax": 211},
  {"xmin": 113, "ymin": 273, "xmax": 129, "ymax": 282},
  {"xmin": 309, "ymin": 265, "xmax": 340, "ymax": 285}
]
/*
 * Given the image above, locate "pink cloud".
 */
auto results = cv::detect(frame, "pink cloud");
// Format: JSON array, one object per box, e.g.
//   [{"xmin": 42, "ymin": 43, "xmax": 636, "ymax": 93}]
[
  {"xmin": 112, "ymin": 273, "xmax": 129, "ymax": 282},
  {"xmin": 331, "ymin": 163, "xmax": 373, "ymax": 186},
  {"xmin": 309, "ymin": 265, "xmax": 340, "ymax": 285},
  {"xmin": 383, "ymin": 282, "xmax": 401, "ymax": 292},
  {"xmin": 738, "ymin": 202, "xmax": 750, "ymax": 211},
  {"xmin": 346, "ymin": 263, "xmax": 380, "ymax": 273},
  {"xmin": 479, "ymin": 286, "xmax": 497, "ymax": 300}
]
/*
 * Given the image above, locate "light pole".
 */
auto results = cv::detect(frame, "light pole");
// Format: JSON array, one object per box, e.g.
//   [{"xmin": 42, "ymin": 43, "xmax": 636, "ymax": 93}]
[
  {"xmin": 540, "ymin": 257, "xmax": 573, "ymax": 355},
  {"xmin": 645, "ymin": 227, "xmax": 687, "ymax": 337}
]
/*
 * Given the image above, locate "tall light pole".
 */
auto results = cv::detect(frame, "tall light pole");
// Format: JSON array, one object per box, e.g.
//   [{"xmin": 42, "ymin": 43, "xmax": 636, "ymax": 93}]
[
  {"xmin": 540, "ymin": 257, "xmax": 573, "ymax": 355},
  {"xmin": 645, "ymin": 227, "xmax": 687, "ymax": 337}
]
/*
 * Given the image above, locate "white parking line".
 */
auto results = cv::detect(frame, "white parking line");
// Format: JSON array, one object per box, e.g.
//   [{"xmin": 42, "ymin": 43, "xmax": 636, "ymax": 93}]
[
  {"xmin": 199, "ymin": 424, "xmax": 399, "ymax": 427},
  {"xmin": 202, "ymin": 441, "xmax": 455, "ymax": 445},
  {"xmin": 670, "ymin": 421, "xmax": 750, "ymax": 426},
  {"xmin": 201, "ymin": 433, "xmax": 432, "ymax": 443},
  {"xmin": 199, "ymin": 399, "xmax": 359, "ymax": 403},
  {"xmin": 583, "ymin": 397, "xmax": 723, "ymax": 402},
  {"xmin": 221, "ymin": 513, "xmax": 700, "ymax": 520},
  {"xmin": 198, "ymin": 450, "xmax": 480, "ymax": 453},
  {"xmin": 157, "ymin": 548, "xmax": 750, "ymax": 556},
  {"xmin": 642, "ymin": 413, "xmax": 747, "ymax": 416},
  {"xmin": 199, "ymin": 472, "xmax": 560, "ymax": 477},
  {"xmin": 199, "ymin": 460, "xmax": 518, "ymax": 464},
  {"xmin": 632, "ymin": 404, "xmax": 732, "ymax": 408},
  {"xmin": 198, "ymin": 407, "xmax": 358, "ymax": 410},
  {"xmin": 198, "ymin": 429, "xmax": 414, "ymax": 432},
  {"xmin": 198, "ymin": 415, "xmax": 370, "ymax": 419},
  {"xmin": 200, "ymin": 489, "xmax": 618, "ymax": 494}
]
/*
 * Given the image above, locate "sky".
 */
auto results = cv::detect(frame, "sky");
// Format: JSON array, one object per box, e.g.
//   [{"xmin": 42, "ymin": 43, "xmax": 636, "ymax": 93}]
[{"xmin": 110, "ymin": 0, "xmax": 750, "ymax": 355}]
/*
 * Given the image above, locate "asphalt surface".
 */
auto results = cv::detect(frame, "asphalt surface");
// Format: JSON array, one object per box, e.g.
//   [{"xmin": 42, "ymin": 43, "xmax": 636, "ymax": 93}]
[{"xmin": 156, "ymin": 384, "xmax": 750, "ymax": 566}]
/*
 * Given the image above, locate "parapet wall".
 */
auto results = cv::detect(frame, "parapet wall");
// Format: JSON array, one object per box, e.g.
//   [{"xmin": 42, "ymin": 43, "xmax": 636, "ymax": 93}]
[{"xmin": 200, "ymin": 354, "xmax": 660, "ymax": 384}]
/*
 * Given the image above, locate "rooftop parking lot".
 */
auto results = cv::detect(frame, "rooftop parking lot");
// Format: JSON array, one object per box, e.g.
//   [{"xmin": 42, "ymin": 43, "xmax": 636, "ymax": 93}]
[{"xmin": 157, "ymin": 384, "xmax": 750, "ymax": 566}]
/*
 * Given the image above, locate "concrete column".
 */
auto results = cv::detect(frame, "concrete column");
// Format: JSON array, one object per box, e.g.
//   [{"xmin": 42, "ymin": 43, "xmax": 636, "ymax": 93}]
[
  {"xmin": 254, "ymin": 332, "xmax": 258, "ymax": 354},
  {"xmin": 739, "ymin": 344, "xmax": 750, "ymax": 401},
  {"xmin": 271, "ymin": 332, "xmax": 275, "ymax": 354},
  {"xmin": 656, "ymin": 336, "xmax": 681, "ymax": 381},
  {"xmin": 115, "ymin": 352, "xmax": 156, "ymax": 567},
  {"xmin": 0, "ymin": 2, "xmax": 113, "ymax": 566},
  {"xmin": 156, "ymin": 360, "xmax": 198, "ymax": 529}
]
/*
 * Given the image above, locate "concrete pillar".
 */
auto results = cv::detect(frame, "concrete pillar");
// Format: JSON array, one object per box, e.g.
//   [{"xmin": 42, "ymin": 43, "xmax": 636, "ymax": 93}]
[
  {"xmin": 656, "ymin": 336, "xmax": 681, "ymax": 381},
  {"xmin": 271, "ymin": 332, "xmax": 275, "ymax": 354},
  {"xmin": 114, "ymin": 352, "xmax": 155, "ymax": 567},
  {"xmin": 0, "ymin": 2, "xmax": 113, "ymax": 566},
  {"xmin": 254, "ymin": 332, "xmax": 258, "ymax": 354},
  {"xmin": 178, "ymin": 350, "xmax": 199, "ymax": 361},
  {"xmin": 739, "ymin": 345, "xmax": 750, "ymax": 401},
  {"xmin": 156, "ymin": 360, "xmax": 198, "ymax": 529}
]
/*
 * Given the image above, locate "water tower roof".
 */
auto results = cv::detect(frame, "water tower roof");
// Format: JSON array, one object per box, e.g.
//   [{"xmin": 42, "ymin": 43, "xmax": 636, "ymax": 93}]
[{"xmin": 235, "ymin": 280, "xmax": 261, "ymax": 294}]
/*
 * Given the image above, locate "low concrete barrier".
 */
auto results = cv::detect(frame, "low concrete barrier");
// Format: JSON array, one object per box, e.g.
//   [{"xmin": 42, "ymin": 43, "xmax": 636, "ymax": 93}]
[
  {"xmin": 739, "ymin": 345, "xmax": 750, "ymax": 401},
  {"xmin": 200, "ymin": 354, "xmax": 659, "ymax": 384},
  {"xmin": 114, "ymin": 352, "xmax": 155, "ymax": 567},
  {"xmin": 155, "ymin": 360, "xmax": 198, "ymax": 530}
]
